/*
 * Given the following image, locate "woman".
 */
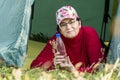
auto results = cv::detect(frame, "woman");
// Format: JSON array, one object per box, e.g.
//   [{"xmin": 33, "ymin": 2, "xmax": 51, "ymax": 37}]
[{"xmin": 30, "ymin": 6, "xmax": 106, "ymax": 73}]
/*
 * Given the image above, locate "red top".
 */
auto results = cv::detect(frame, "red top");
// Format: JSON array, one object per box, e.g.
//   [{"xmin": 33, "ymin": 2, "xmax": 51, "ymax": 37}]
[{"xmin": 30, "ymin": 26, "xmax": 105, "ymax": 72}]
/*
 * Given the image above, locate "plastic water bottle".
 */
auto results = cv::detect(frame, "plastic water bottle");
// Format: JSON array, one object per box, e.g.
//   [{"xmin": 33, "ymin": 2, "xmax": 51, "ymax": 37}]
[
  {"xmin": 55, "ymin": 33, "xmax": 67, "ymax": 69},
  {"xmin": 56, "ymin": 33, "xmax": 66, "ymax": 56}
]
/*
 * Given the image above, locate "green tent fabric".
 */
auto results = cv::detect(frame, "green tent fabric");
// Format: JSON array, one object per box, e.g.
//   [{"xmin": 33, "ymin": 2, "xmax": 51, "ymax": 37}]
[{"xmin": 0, "ymin": 0, "xmax": 34, "ymax": 67}]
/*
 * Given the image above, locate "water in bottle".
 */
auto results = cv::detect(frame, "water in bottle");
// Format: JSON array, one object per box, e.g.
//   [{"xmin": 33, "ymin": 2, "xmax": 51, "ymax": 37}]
[{"xmin": 56, "ymin": 33, "xmax": 66, "ymax": 56}]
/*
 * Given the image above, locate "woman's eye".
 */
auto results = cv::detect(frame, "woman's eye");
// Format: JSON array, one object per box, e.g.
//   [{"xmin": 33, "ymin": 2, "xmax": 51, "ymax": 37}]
[
  {"xmin": 60, "ymin": 23, "xmax": 67, "ymax": 27},
  {"xmin": 69, "ymin": 20, "xmax": 75, "ymax": 24}
]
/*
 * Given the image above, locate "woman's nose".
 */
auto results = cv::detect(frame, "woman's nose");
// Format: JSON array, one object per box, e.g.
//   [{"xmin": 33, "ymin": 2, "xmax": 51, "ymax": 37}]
[{"xmin": 66, "ymin": 23, "xmax": 72, "ymax": 29}]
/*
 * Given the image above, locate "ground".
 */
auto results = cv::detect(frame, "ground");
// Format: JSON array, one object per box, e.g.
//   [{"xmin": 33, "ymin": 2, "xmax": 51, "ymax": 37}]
[{"xmin": 22, "ymin": 40, "xmax": 46, "ymax": 69}]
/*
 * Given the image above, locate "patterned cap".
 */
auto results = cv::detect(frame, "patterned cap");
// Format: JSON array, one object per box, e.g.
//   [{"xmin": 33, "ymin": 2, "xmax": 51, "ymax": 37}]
[{"xmin": 56, "ymin": 6, "xmax": 79, "ymax": 25}]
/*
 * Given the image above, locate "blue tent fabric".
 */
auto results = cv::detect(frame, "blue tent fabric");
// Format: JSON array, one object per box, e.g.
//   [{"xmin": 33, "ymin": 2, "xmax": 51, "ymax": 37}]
[
  {"xmin": 107, "ymin": 1, "xmax": 120, "ymax": 63},
  {"xmin": 117, "ymin": 3, "xmax": 120, "ymax": 16},
  {"xmin": 0, "ymin": 0, "xmax": 34, "ymax": 67}
]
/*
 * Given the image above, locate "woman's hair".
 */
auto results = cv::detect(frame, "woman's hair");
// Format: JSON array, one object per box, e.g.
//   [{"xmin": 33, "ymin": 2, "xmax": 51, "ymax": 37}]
[{"xmin": 56, "ymin": 17, "xmax": 81, "ymax": 32}]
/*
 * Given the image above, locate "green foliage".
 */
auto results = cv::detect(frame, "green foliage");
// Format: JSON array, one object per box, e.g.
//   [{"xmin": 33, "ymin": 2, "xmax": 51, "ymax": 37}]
[
  {"xmin": 1, "ymin": 61, "xmax": 120, "ymax": 80},
  {"xmin": 29, "ymin": 32, "xmax": 50, "ymax": 43}
]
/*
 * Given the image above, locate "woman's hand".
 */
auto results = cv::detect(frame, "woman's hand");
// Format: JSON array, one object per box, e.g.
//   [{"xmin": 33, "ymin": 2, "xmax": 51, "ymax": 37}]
[
  {"xmin": 49, "ymin": 40, "xmax": 76, "ymax": 71},
  {"xmin": 54, "ymin": 51, "xmax": 76, "ymax": 72}
]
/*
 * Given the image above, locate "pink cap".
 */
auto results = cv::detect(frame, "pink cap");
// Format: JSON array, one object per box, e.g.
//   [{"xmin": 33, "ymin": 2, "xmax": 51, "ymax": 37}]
[{"xmin": 56, "ymin": 6, "xmax": 79, "ymax": 25}]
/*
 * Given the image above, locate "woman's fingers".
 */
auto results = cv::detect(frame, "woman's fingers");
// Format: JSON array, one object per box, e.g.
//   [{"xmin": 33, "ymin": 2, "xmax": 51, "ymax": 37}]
[
  {"xmin": 56, "ymin": 58, "xmax": 66, "ymax": 62},
  {"xmin": 55, "ymin": 55, "xmax": 65, "ymax": 58}
]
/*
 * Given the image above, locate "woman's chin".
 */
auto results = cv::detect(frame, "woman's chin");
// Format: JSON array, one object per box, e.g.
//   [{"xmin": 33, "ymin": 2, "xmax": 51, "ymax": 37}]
[
  {"xmin": 65, "ymin": 34, "xmax": 76, "ymax": 38},
  {"xmin": 63, "ymin": 31, "xmax": 78, "ymax": 38}
]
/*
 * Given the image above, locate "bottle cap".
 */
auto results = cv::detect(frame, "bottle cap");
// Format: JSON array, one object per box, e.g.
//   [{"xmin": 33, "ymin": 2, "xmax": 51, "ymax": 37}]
[{"xmin": 56, "ymin": 33, "xmax": 60, "ymax": 38}]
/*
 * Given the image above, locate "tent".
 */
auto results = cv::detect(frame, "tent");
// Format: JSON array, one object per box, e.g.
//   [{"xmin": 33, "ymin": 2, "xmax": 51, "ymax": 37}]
[
  {"xmin": 30, "ymin": 0, "xmax": 114, "ymax": 42},
  {"xmin": 107, "ymin": 0, "xmax": 120, "ymax": 63},
  {"xmin": 0, "ymin": 0, "xmax": 34, "ymax": 67}
]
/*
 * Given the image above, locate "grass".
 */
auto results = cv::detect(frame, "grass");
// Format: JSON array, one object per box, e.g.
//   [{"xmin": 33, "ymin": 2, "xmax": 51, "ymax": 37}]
[
  {"xmin": 22, "ymin": 40, "xmax": 46, "ymax": 69},
  {"xmin": 104, "ymin": 42, "xmax": 109, "ymax": 46},
  {"xmin": 1, "ymin": 59, "xmax": 120, "ymax": 80}
]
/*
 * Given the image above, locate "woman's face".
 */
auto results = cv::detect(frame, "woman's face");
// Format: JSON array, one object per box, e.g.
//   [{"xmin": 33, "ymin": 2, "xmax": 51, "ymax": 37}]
[{"xmin": 59, "ymin": 18, "xmax": 81, "ymax": 38}]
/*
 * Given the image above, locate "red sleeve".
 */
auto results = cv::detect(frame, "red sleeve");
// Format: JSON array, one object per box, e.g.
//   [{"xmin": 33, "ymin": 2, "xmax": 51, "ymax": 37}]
[
  {"xmin": 85, "ymin": 27, "xmax": 105, "ymax": 64},
  {"xmin": 30, "ymin": 36, "xmax": 56, "ymax": 70},
  {"xmin": 77, "ymin": 27, "xmax": 106, "ymax": 73}
]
